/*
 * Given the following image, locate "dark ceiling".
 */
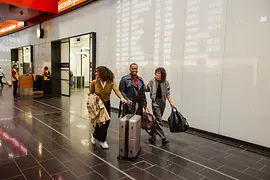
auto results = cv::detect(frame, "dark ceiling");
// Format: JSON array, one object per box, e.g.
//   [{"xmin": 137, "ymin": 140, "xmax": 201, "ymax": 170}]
[
  {"xmin": 0, "ymin": 3, "xmax": 41, "ymax": 22},
  {"xmin": 0, "ymin": 2, "xmax": 41, "ymax": 27}
]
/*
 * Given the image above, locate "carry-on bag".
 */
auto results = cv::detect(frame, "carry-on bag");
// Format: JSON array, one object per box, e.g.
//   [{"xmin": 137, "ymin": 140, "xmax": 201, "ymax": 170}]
[
  {"xmin": 3, "ymin": 77, "xmax": 12, "ymax": 87},
  {"xmin": 118, "ymin": 114, "xmax": 141, "ymax": 160},
  {"xmin": 141, "ymin": 108, "xmax": 157, "ymax": 137},
  {"xmin": 168, "ymin": 107, "xmax": 189, "ymax": 132}
]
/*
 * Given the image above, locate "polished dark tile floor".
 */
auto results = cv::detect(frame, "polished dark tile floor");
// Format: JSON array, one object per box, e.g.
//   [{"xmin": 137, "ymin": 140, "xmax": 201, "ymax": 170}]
[{"xmin": 0, "ymin": 87, "xmax": 270, "ymax": 180}]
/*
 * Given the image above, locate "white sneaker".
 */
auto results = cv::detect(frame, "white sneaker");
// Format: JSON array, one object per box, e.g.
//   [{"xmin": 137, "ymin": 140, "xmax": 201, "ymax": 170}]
[
  {"xmin": 100, "ymin": 141, "xmax": 109, "ymax": 149},
  {"xmin": 90, "ymin": 134, "xmax": 96, "ymax": 145}
]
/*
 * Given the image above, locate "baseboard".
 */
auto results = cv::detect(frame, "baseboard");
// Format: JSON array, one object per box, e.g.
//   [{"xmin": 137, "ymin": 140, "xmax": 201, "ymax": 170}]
[
  {"xmin": 112, "ymin": 107, "xmax": 270, "ymax": 157},
  {"xmin": 185, "ymin": 127, "xmax": 270, "ymax": 157}
]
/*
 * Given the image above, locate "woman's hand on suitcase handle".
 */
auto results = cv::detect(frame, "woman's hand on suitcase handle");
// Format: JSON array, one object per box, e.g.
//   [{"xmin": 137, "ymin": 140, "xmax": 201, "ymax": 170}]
[{"xmin": 121, "ymin": 98, "xmax": 129, "ymax": 104}]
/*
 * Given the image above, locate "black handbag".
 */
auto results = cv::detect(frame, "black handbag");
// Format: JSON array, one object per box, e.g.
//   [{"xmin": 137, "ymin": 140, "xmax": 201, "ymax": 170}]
[{"xmin": 168, "ymin": 107, "xmax": 189, "ymax": 132}]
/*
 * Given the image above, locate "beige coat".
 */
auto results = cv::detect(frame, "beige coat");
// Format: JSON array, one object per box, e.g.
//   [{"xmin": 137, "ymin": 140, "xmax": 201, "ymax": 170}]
[{"xmin": 87, "ymin": 94, "xmax": 110, "ymax": 126}]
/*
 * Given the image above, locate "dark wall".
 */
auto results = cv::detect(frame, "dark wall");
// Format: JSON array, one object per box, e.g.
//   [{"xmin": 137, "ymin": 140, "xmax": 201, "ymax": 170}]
[
  {"xmin": 91, "ymin": 32, "xmax": 96, "ymax": 80},
  {"xmin": 11, "ymin": 49, "xmax": 18, "ymax": 63},
  {"xmin": 51, "ymin": 41, "xmax": 61, "ymax": 96}
]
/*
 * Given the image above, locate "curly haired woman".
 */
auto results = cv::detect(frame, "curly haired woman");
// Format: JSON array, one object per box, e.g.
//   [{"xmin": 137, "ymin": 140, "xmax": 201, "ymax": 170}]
[
  {"xmin": 146, "ymin": 67, "xmax": 174, "ymax": 146},
  {"xmin": 89, "ymin": 66, "xmax": 128, "ymax": 149}
]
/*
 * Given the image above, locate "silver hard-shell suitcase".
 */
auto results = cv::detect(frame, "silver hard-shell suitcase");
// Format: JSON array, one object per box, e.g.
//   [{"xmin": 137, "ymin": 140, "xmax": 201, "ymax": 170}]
[{"xmin": 118, "ymin": 114, "xmax": 141, "ymax": 160}]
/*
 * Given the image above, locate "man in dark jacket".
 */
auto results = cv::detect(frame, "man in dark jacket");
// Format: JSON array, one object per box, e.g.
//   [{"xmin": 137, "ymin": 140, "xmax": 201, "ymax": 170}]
[{"xmin": 119, "ymin": 63, "xmax": 147, "ymax": 116}]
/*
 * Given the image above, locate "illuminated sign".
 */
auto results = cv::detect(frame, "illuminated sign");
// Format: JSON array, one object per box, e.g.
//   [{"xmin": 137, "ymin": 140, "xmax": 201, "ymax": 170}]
[
  {"xmin": 58, "ymin": 0, "xmax": 86, "ymax": 13},
  {"xmin": 0, "ymin": 21, "xmax": 24, "ymax": 36}
]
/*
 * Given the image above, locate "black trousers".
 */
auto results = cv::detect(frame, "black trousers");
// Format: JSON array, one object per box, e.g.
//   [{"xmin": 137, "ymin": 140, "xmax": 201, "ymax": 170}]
[
  {"xmin": 93, "ymin": 100, "xmax": 111, "ymax": 143},
  {"xmin": 13, "ymin": 81, "xmax": 18, "ymax": 96},
  {"xmin": 0, "ymin": 76, "xmax": 3, "ymax": 87},
  {"xmin": 43, "ymin": 80, "xmax": 52, "ymax": 95}
]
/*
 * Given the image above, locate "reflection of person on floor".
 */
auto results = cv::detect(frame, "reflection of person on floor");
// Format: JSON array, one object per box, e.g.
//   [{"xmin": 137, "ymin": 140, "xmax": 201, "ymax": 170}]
[
  {"xmin": 12, "ymin": 65, "xmax": 19, "ymax": 97},
  {"xmin": 0, "ymin": 67, "xmax": 4, "ymax": 88},
  {"xmin": 89, "ymin": 66, "xmax": 128, "ymax": 149},
  {"xmin": 145, "ymin": 67, "xmax": 174, "ymax": 146},
  {"xmin": 119, "ymin": 63, "xmax": 147, "ymax": 116}
]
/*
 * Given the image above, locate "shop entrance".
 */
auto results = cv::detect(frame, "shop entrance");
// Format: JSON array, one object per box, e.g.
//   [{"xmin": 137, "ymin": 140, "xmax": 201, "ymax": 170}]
[
  {"xmin": 11, "ymin": 45, "xmax": 33, "ymax": 75},
  {"xmin": 51, "ymin": 32, "xmax": 96, "ymax": 97},
  {"xmin": 70, "ymin": 34, "xmax": 91, "ymax": 90}
]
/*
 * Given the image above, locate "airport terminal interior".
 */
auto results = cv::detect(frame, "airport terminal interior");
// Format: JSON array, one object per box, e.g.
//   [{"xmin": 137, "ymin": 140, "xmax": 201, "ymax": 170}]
[{"xmin": 0, "ymin": 0, "xmax": 270, "ymax": 179}]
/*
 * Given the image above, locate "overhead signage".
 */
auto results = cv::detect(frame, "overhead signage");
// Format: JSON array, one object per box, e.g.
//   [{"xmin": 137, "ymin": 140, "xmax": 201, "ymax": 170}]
[
  {"xmin": 58, "ymin": 0, "xmax": 86, "ymax": 13},
  {"xmin": 0, "ymin": 20, "xmax": 24, "ymax": 36}
]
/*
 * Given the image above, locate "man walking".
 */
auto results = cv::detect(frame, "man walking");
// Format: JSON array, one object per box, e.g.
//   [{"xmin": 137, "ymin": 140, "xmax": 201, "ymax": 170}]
[
  {"xmin": 0, "ymin": 67, "xmax": 4, "ymax": 88},
  {"xmin": 119, "ymin": 63, "xmax": 147, "ymax": 116}
]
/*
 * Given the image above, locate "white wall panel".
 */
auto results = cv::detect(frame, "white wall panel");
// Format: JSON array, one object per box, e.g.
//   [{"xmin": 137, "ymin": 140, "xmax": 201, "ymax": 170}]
[
  {"xmin": 0, "ymin": 0, "xmax": 270, "ymax": 147},
  {"xmin": 181, "ymin": 0, "xmax": 227, "ymax": 133},
  {"xmin": 220, "ymin": 0, "xmax": 270, "ymax": 147}
]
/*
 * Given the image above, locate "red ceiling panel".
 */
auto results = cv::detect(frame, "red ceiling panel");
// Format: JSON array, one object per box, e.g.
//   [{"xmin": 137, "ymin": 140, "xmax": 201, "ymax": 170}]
[{"xmin": 0, "ymin": 0, "xmax": 58, "ymax": 14}]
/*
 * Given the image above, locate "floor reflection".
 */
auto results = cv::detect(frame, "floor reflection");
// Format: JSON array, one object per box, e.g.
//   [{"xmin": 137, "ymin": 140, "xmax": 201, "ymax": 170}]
[{"xmin": 0, "ymin": 88, "xmax": 269, "ymax": 180}]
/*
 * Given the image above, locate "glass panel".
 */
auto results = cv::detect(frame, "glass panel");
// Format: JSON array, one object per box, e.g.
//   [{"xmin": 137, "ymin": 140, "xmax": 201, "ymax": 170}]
[
  {"xmin": 60, "ymin": 41, "xmax": 70, "ymax": 96},
  {"xmin": 70, "ymin": 34, "xmax": 90, "ymax": 89},
  {"xmin": 61, "ymin": 42, "xmax": 69, "ymax": 63},
  {"xmin": 61, "ymin": 70, "xmax": 69, "ymax": 80},
  {"xmin": 61, "ymin": 80, "xmax": 70, "ymax": 95},
  {"xmin": 18, "ymin": 48, "xmax": 23, "ymax": 75},
  {"xmin": 23, "ymin": 46, "xmax": 31, "ymax": 63}
]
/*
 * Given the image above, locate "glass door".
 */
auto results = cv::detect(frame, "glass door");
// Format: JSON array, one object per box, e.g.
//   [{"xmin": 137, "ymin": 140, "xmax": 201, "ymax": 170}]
[
  {"xmin": 70, "ymin": 34, "xmax": 90, "ymax": 89},
  {"xmin": 82, "ymin": 36, "xmax": 90, "ymax": 88},
  {"xmin": 22, "ymin": 46, "xmax": 32, "ymax": 74},
  {"xmin": 18, "ymin": 48, "xmax": 23, "ymax": 75},
  {"xmin": 60, "ymin": 39, "xmax": 70, "ymax": 96}
]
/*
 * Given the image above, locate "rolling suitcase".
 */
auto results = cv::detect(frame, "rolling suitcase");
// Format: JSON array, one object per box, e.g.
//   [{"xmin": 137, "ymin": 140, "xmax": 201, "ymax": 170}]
[{"xmin": 118, "ymin": 114, "xmax": 141, "ymax": 160}]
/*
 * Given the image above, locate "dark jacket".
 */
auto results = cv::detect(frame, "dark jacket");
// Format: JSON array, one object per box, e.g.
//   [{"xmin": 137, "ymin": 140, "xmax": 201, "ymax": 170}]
[{"xmin": 119, "ymin": 74, "xmax": 147, "ymax": 115}]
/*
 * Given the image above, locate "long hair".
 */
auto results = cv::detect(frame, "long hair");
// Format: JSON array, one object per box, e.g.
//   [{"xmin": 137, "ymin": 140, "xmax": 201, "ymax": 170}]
[
  {"xmin": 96, "ymin": 66, "xmax": 114, "ymax": 82},
  {"xmin": 155, "ymin": 67, "xmax": 167, "ymax": 82}
]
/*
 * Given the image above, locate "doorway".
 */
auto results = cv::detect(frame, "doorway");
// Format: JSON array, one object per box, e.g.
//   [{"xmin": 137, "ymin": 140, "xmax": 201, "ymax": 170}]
[
  {"xmin": 51, "ymin": 32, "xmax": 96, "ymax": 97},
  {"xmin": 11, "ymin": 45, "xmax": 33, "ymax": 75},
  {"xmin": 70, "ymin": 34, "xmax": 91, "ymax": 90}
]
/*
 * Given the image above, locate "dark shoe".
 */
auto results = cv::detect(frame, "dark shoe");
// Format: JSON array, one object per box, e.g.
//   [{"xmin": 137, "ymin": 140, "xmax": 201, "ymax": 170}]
[{"xmin": 162, "ymin": 138, "xmax": 169, "ymax": 146}]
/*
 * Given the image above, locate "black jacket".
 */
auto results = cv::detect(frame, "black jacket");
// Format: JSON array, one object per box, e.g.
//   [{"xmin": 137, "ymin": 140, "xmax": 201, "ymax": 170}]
[{"xmin": 119, "ymin": 74, "xmax": 147, "ymax": 115}]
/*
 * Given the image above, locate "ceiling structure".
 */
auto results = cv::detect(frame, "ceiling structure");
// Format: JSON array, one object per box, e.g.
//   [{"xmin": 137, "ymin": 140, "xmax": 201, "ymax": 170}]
[
  {"xmin": 0, "ymin": 0, "xmax": 94, "ymax": 37},
  {"xmin": 0, "ymin": 3, "xmax": 41, "ymax": 23},
  {"xmin": 0, "ymin": 2, "xmax": 51, "ymax": 36},
  {"xmin": 0, "ymin": 0, "xmax": 58, "ymax": 36},
  {"xmin": 0, "ymin": 0, "xmax": 58, "ymax": 13}
]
